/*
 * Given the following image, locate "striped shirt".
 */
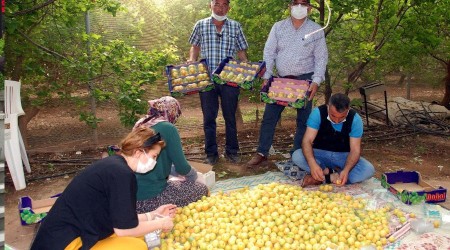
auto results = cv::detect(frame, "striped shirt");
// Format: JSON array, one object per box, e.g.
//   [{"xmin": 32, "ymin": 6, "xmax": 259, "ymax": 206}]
[
  {"xmin": 263, "ymin": 18, "xmax": 328, "ymax": 85},
  {"xmin": 189, "ymin": 17, "xmax": 249, "ymax": 71}
]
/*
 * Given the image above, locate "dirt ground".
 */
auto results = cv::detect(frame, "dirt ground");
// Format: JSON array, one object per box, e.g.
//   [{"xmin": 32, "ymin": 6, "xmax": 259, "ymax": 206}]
[{"xmin": 4, "ymin": 84, "xmax": 450, "ymax": 249}]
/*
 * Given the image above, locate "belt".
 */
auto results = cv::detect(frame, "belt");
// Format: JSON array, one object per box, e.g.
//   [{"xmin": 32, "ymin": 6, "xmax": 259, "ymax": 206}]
[
  {"xmin": 280, "ymin": 75, "xmax": 298, "ymax": 79},
  {"xmin": 280, "ymin": 72, "xmax": 314, "ymax": 80}
]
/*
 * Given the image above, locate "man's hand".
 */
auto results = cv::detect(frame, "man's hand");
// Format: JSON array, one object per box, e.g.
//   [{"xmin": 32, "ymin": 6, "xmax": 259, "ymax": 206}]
[
  {"xmin": 262, "ymin": 79, "xmax": 269, "ymax": 87},
  {"xmin": 308, "ymin": 82, "xmax": 319, "ymax": 101},
  {"xmin": 258, "ymin": 67, "xmax": 267, "ymax": 78},
  {"xmin": 337, "ymin": 138, "xmax": 361, "ymax": 186},
  {"xmin": 310, "ymin": 165, "xmax": 325, "ymax": 182},
  {"xmin": 154, "ymin": 204, "xmax": 177, "ymax": 218},
  {"xmin": 337, "ymin": 169, "xmax": 349, "ymax": 186},
  {"xmin": 237, "ymin": 50, "xmax": 248, "ymax": 62},
  {"xmin": 188, "ymin": 45, "xmax": 200, "ymax": 64}
]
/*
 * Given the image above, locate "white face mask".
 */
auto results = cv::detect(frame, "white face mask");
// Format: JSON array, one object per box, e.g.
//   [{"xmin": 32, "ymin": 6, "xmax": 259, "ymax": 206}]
[
  {"xmin": 211, "ymin": 11, "xmax": 227, "ymax": 21},
  {"xmin": 327, "ymin": 115, "xmax": 346, "ymax": 125},
  {"xmin": 291, "ymin": 4, "xmax": 308, "ymax": 20},
  {"xmin": 135, "ymin": 151, "xmax": 157, "ymax": 174},
  {"xmin": 327, "ymin": 107, "xmax": 349, "ymax": 125}
]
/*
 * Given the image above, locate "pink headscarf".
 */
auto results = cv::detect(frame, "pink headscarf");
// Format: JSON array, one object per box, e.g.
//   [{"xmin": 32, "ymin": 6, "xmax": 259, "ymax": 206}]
[{"xmin": 133, "ymin": 96, "xmax": 182, "ymax": 129}]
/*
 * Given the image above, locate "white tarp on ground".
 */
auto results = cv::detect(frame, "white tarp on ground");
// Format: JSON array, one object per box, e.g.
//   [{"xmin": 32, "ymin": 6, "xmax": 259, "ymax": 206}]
[{"xmin": 211, "ymin": 171, "xmax": 450, "ymax": 249}]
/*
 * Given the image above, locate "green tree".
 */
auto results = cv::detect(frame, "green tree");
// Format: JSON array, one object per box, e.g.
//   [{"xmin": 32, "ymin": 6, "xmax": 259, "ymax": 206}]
[
  {"xmin": 231, "ymin": 0, "xmax": 288, "ymax": 62},
  {"xmin": 4, "ymin": 0, "xmax": 176, "ymax": 146},
  {"xmin": 90, "ymin": 0, "xmax": 174, "ymax": 51},
  {"xmin": 231, "ymin": 0, "xmax": 449, "ymax": 106},
  {"xmin": 164, "ymin": 0, "xmax": 211, "ymax": 60},
  {"xmin": 398, "ymin": 0, "xmax": 450, "ymax": 108},
  {"xmin": 327, "ymin": 0, "xmax": 418, "ymax": 94}
]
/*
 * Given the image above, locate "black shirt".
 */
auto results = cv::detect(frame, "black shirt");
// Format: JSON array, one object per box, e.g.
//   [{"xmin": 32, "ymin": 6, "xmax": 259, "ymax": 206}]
[{"xmin": 31, "ymin": 155, "xmax": 139, "ymax": 250}]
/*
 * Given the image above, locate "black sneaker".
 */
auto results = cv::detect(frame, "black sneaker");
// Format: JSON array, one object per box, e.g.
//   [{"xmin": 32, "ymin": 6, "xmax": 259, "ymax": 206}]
[
  {"xmin": 225, "ymin": 153, "xmax": 241, "ymax": 163},
  {"xmin": 204, "ymin": 155, "xmax": 219, "ymax": 165}
]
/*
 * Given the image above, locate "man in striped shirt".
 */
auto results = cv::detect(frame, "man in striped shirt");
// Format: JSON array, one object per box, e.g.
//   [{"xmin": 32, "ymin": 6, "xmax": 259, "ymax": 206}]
[
  {"xmin": 247, "ymin": 0, "xmax": 329, "ymax": 167},
  {"xmin": 188, "ymin": 0, "xmax": 248, "ymax": 165}
]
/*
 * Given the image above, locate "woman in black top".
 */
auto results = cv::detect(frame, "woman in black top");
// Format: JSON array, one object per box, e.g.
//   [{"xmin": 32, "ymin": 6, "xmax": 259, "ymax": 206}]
[{"xmin": 31, "ymin": 127, "xmax": 176, "ymax": 250}]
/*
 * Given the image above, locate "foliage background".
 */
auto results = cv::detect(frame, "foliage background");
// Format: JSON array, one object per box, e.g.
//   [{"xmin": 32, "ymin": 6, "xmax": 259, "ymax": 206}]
[{"xmin": 3, "ymin": 0, "xmax": 449, "ymax": 141}]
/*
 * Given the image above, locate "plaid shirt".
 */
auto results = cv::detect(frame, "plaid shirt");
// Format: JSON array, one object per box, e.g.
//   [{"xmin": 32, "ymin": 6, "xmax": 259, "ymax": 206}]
[
  {"xmin": 263, "ymin": 18, "xmax": 328, "ymax": 85},
  {"xmin": 189, "ymin": 17, "xmax": 249, "ymax": 71}
]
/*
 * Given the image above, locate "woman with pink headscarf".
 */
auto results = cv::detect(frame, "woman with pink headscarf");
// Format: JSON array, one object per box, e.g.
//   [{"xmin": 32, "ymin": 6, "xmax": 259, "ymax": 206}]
[{"xmin": 133, "ymin": 96, "xmax": 208, "ymax": 213}]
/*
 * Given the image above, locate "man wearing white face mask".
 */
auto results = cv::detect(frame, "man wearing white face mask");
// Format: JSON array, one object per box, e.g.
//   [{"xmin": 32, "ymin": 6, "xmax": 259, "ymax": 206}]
[
  {"xmin": 247, "ymin": 0, "xmax": 329, "ymax": 167},
  {"xmin": 292, "ymin": 93, "xmax": 375, "ymax": 187},
  {"xmin": 188, "ymin": 0, "xmax": 248, "ymax": 165}
]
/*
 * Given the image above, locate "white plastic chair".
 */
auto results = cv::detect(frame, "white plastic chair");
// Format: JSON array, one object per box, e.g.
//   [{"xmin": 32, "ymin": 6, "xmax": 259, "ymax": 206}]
[
  {"xmin": 5, "ymin": 80, "xmax": 31, "ymax": 172},
  {"xmin": 4, "ymin": 80, "xmax": 31, "ymax": 190},
  {"xmin": 4, "ymin": 80, "xmax": 25, "ymax": 117},
  {"xmin": 5, "ymin": 113, "xmax": 27, "ymax": 190}
]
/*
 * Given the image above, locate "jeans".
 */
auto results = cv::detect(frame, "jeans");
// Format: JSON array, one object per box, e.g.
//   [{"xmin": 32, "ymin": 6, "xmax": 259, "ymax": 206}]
[
  {"xmin": 257, "ymin": 72, "xmax": 314, "ymax": 157},
  {"xmin": 199, "ymin": 84, "xmax": 240, "ymax": 156},
  {"xmin": 292, "ymin": 148, "xmax": 375, "ymax": 184}
]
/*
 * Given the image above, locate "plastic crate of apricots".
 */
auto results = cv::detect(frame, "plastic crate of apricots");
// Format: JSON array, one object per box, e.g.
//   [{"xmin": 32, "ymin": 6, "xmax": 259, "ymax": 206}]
[
  {"xmin": 212, "ymin": 57, "xmax": 266, "ymax": 90},
  {"xmin": 166, "ymin": 59, "xmax": 214, "ymax": 97},
  {"xmin": 260, "ymin": 77, "xmax": 311, "ymax": 109}
]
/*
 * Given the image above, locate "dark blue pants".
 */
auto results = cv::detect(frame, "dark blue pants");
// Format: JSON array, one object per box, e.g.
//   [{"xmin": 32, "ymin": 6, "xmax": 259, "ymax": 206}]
[
  {"xmin": 257, "ymin": 72, "xmax": 314, "ymax": 156},
  {"xmin": 199, "ymin": 84, "xmax": 240, "ymax": 157}
]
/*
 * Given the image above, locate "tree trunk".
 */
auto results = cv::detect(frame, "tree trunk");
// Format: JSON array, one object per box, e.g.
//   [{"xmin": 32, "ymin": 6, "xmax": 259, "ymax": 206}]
[
  {"xmin": 318, "ymin": 0, "xmax": 325, "ymax": 24},
  {"xmin": 254, "ymin": 106, "xmax": 260, "ymax": 128},
  {"xmin": 397, "ymin": 73, "xmax": 406, "ymax": 86},
  {"xmin": 18, "ymin": 106, "xmax": 40, "ymax": 148},
  {"xmin": 235, "ymin": 103, "xmax": 244, "ymax": 130},
  {"xmin": 347, "ymin": 61, "xmax": 369, "ymax": 94},
  {"xmin": 4, "ymin": 33, "xmax": 24, "ymax": 81},
  {"xmin": 405, "ymin": 74, "xmax": 412, "ymax": 100},
  {"xmin": 89, "ymin": 91, "xmax": 99, "ymax": 146},
  {"xmin": 441, "ymin": 60, "xmax": 450, "ymax": 109},
  {"xmin": 324, "ymin": 68, "xmax": 332, "ymax": 104}
]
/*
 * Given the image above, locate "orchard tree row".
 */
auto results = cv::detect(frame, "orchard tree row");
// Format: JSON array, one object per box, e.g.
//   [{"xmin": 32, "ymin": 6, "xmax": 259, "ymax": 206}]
[{"xmin": 3, "ymin": 0, "xmax": 449, "ymax": 143}]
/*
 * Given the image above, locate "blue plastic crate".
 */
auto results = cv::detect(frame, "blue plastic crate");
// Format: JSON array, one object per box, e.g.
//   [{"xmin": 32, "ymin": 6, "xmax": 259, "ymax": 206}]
[
  {"xmin": 212, "ymin": 57, "xmax": 266, "ymax": 90},
  {"xmin": 165, "ymin": 59, "xmax": 214, "ymax": 97}
]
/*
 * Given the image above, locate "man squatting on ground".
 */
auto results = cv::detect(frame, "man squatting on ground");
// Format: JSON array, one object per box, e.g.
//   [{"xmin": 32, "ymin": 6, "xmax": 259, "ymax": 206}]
[{"xmin": 292, "ymin": 93, "xmax": 375, "ymax": 186}]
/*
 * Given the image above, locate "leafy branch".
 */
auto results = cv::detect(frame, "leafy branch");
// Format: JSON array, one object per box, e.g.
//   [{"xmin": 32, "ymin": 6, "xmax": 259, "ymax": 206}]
[
  {"xmin": 11, "ymin": 0, "xmax": 57, "ymax": 17},
  {"xmin": 17, "ymin": 29, "xmax": 72, "ymax": 62}
]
